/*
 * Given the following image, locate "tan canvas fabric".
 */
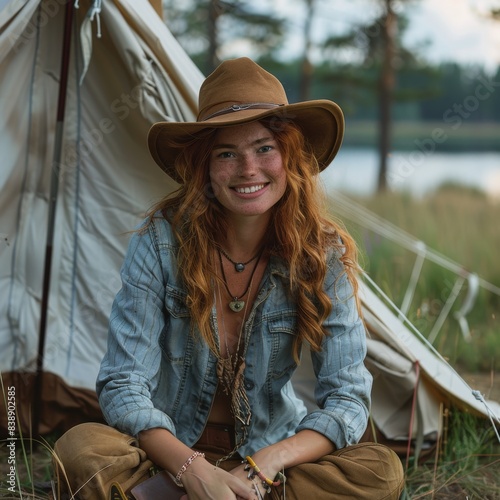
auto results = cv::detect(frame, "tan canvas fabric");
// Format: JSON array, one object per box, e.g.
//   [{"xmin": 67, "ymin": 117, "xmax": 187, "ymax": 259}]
[{"xmin": 0, "ymin": 0, "xmax": 200, "ymax": 436}]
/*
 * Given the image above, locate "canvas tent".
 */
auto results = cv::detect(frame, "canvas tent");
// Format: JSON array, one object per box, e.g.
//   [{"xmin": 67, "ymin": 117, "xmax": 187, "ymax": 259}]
[
  {"xmin": 1, "ymin": 0, "xmax": 498, "ymax": 459},
  {"xmin": 0, "ymin": 0, "xmax": 193, "ymax": 433}
]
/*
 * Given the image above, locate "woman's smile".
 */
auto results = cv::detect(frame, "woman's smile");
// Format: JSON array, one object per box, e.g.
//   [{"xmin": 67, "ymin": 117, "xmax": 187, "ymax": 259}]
[
  {"xmin": 232, "ymin": 183, "xmax": 268, "ymax": 195},
  {"xmin": 209, "ymin": 121, "xmax": 287, "ymax": 220}
]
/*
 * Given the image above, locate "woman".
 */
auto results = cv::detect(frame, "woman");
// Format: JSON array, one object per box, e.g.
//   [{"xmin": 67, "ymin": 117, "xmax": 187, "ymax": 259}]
[{"xmin": 55, "ymin": 57, "xmax": 404, "ymax": 500}]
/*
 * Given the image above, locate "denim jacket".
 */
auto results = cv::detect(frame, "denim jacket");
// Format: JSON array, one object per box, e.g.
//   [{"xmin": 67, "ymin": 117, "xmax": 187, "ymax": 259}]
[{"xmin": 96, "ymin": 214, "xmax": 372, "ymax": 457}]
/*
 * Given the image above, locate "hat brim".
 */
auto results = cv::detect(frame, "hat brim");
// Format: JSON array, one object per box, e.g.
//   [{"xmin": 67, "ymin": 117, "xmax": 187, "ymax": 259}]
[{"xmin": 148, "ymin": 99, "xmax": 344, "ymax": 184}]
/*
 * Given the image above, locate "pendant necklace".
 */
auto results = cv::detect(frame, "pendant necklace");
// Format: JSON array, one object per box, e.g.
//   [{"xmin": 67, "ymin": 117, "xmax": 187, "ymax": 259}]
[
  {"xmin": 220, "ymin": 247, "xmax": 260, "ymax": 273},
  {"xmin": 218, "ymin": 247, "xmax": 263, "ymax": 312}
]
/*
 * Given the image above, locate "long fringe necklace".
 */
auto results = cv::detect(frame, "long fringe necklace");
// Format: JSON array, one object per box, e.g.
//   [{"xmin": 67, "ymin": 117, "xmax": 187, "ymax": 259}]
[
  {"xmin": 213, "ymin": 255, "xmax": 263, "ymax": 462},
  {"xmin": 215, "ymin": 253, "xmax": 286, "ymax": 498},
  {"xmin": 215, "ymin": 281, "xmax": 252, "ymax": 430}
]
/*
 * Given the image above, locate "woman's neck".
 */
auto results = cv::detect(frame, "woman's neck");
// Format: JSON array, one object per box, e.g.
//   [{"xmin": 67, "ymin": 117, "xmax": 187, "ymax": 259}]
[{"xmin": 223, "ymin": 214, "xmax": 270, "ymax": 259}]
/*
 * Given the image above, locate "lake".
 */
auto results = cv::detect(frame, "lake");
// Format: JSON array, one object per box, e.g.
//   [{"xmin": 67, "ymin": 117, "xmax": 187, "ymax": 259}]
[{"xmin": 320, "ymin": 148, "xmax": 500, "ymax": 198}]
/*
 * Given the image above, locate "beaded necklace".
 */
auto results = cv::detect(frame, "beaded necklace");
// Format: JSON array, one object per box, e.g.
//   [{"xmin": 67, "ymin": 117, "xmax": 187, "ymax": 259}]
[{"xmin": 219, "ymin": 247, "xmax": 261, "ymax": 272}]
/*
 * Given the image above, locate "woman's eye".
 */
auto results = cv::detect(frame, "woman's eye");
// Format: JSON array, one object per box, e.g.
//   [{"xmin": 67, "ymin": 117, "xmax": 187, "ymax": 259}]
[
  {"xmin": 259, "ymin": 145, "xmax": 273, "ymax": 153},
  {"xmin": 218, "ymin": 151, "xmax": 235, "ymax": 159}
]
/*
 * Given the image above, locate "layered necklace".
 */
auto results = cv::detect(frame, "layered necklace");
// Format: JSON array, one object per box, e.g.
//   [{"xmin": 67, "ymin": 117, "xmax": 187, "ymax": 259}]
[
  {"xmin": 213, "ymin": 245, "xmax": 265, "ymax": 461},
  {"xmin": 214, "ymin": 266, "xmax": 255, "ymax": 461},
  {"xmin": 219, "ymin": 247, "xmax": 260, "ymax": 273},
  {"xmin": 218, "ymin": 247, "xmax": 264, "ymax": 312}
]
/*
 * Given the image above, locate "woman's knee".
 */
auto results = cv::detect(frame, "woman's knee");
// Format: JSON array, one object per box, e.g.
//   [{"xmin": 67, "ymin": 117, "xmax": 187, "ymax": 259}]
[
  {"xmin": 55, "ymin": 423, "xmax": 135, "ymax": 469},
  {"xmin": 53, "ymin": 423, "xmax": 150, "ymax": 500},
  {"xmin": 285, "ymin": 442, "xmax": 404, "ymax": 500},
  {"xmin": 334, "ymin": 442, "xmax": 405, "ymax": 498}
]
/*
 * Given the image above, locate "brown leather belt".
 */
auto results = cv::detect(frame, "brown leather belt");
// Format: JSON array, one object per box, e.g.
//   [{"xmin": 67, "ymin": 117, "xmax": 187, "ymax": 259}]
[{"xmin": 194, "ymin": 423, "xmax": 236, "ymax": 455}]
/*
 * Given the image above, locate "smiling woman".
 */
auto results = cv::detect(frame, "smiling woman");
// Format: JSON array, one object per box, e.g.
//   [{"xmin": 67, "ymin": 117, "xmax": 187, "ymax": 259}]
[{"xmin": 53, "ymin": 57, "xmax": 404, "ymax": 500}]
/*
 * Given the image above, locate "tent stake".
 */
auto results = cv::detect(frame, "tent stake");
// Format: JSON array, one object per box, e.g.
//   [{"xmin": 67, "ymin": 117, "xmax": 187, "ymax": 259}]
[{"xmin": 34, "ymin": 0, "xmax": 75, "ymax": 437}]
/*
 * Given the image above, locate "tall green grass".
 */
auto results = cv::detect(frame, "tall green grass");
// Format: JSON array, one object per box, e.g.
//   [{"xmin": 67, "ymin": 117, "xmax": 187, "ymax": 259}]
[
  {"xmin": 0, "ymin": 438, "xmax": 55, "ymax": 499},
  {"xmin": 402, "ymin": 411, "xmax": 500, "ymax": 499},
  {"xmin": 339, "ymin": 183, "xmax": 500, "ymax": 373},
  {"xmin": 338, "ymin": 187, "xmax": 500, "ymax": 496},
  {"xmin": 0, "ymin": 373, "xmax": 57, "ymax": 499}
]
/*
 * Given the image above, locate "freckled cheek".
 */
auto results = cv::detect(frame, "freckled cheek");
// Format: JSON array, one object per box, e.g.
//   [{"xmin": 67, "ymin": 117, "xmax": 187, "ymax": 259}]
[
  {"xmin": 277, "ymin": 176, "xmax": 288, "ymax": 198},
  {"xmin": 268, "ymin": 164, "xmax": 287, "ymax": 193},
  {"xmin": 208, "ymin": 168, "xmax": 233, "ymax": 198},
  {"xmin": 262, "ymin": 153, "xmax": 285, "ymax": 177},
  {"xmin": 212, "ymin": 173, "xmax": 232, "ymax": 187}
]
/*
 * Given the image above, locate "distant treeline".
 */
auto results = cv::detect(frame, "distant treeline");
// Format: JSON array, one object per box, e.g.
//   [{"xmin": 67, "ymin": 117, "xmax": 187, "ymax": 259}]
[
  {"xmin": 222, "ymin": 58, "xmax": 500, "ymax": 152},
  {"xmin": 163, "ymin": 0, "xmax": 500, "ymax": 135},
  {"xmin": 250, "ymin": 59, "xmax": 500, "ymax": 124}
]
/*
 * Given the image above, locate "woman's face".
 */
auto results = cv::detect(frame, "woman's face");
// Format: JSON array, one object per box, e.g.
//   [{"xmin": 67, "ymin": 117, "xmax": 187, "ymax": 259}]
[{"xmin": 208, "ymin": 121, "xmax": 287, "ymax": 222}]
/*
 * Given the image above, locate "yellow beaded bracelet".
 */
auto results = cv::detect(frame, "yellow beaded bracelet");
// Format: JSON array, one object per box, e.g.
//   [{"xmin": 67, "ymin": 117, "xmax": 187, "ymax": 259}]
[{"xmin": 244, "ymin": 455, "xmax": 286, "ymax": 487}]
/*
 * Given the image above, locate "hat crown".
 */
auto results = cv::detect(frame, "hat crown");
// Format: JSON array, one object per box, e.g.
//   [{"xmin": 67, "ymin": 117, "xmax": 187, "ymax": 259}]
[{"xmin": 197, "ymin": 57, "xmax": 289, "ymax": 121}]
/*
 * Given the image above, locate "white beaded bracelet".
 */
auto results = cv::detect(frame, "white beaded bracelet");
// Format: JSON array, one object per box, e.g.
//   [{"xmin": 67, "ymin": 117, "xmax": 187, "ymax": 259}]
[{"xmin": 174, "ymin": 451, "xmax": 205, "ymax": 487}]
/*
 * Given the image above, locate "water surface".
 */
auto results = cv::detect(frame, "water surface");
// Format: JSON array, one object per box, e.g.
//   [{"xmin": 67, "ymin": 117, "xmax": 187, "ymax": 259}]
[{"xmin": 321, "ymin": 148, "xmax": 500, "ymax": 198}]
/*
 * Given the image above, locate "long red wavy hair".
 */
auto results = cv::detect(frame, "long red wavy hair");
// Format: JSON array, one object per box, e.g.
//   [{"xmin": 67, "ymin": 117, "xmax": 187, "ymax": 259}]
[{"xmin": 146, "ymin": 118, "xmax": 361, "ymax": 362}]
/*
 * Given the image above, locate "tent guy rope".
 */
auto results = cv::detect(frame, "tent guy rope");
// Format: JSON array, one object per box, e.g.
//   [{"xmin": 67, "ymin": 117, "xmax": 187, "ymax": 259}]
[
  {"xmin": 327, "ymin": 189, "xmax": 499, "ymax": 343},
  {"xmin": 362, "ymin": 271, "xmax": 500, "ymax": 443}
]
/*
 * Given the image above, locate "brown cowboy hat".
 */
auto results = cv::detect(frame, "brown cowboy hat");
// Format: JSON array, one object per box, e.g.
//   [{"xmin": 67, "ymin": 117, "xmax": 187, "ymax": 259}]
[{"xmin": 148, "ymin": 57, "xmax": 344, "ymax": 183}]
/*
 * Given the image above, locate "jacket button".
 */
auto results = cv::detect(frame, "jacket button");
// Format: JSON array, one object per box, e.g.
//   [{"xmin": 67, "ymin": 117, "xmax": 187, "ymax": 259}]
[{"xmin": 245, "ymin": 381, "xmax": 254, "ymax": 390}]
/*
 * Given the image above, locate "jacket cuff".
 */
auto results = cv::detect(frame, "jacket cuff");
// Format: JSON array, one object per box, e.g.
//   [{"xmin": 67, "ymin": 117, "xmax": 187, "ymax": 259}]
[
  {"xmin": 295, "ymin": 408, "xmax": 367, "ymax": 449},
  {"xmin": 114, "ymin": 407, "xmax": 176, "ymax": 438}
]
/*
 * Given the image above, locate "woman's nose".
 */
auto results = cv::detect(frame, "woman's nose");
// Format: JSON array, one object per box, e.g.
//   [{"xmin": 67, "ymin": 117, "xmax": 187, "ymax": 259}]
[{"xmin": 237, "ymin": 154, "xmax": 258, "ymax": 176}]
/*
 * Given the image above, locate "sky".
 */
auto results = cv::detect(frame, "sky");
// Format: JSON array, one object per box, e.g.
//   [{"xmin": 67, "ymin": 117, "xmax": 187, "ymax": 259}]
[
  {"xmin": 403, "ymin": 0, "xmax": 500, "ymax": 71},
  {"xmin": 2, "ymin": 0, "xmax": 498, "ymax": 70},
  {"xmin": 240, "ymin": 0, "xmax": 500, "ymax": 72}
]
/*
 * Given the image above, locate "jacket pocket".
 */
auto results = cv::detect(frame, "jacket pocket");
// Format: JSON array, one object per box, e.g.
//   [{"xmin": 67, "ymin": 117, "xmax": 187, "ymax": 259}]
[
  {"xmin": 266, "ymin": 311, "xmax": 298, "ymax": 379},
  {"xmin": 161, "ymin": 285, "xmax": 192, "ymax": 364}
]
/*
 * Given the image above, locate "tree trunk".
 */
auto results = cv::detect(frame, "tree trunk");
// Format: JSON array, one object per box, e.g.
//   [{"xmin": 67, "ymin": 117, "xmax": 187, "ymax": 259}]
[
  {"xmin": 207, "ymin": 0, "xmax": 220, "ymax": 74},
  {"xmin": 377, "ymin": 0, "xmax": 396, "ymax": 192},
  {"xmin": 299, "ymin": 0, "xmax": 315, "ymax": 101}
]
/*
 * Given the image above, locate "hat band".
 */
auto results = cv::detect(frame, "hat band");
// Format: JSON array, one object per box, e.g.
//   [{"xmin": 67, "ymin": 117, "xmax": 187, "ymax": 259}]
[{"xmin": 201, "ymin": 102, "xmax": 284, "ymax": 121}]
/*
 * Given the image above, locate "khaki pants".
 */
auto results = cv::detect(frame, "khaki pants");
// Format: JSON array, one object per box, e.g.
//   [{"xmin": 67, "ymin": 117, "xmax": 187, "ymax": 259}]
[{"xmin": 53, "ymin": 423, "xmax": 404, "ymax": 500}]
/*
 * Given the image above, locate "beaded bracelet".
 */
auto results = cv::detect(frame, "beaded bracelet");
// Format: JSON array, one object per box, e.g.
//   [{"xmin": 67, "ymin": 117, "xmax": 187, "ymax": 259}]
[
  {"xmin": 174, "ymin": 451, "xmax": 205, "ymax": 487},
  {"xmin": 244, "ymin": 456, "xmax": 286, "ymax": 493}
]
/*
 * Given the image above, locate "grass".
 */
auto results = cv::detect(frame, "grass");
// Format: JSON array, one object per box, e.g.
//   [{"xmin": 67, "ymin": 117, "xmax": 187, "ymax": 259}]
[
  {"xmin": 0, "ymin": 437, "xmax": 56, "ymax": 499},
  {"xmin": 1, "ymin": 415, "xmax": 498, "ymax": 499},
  {"xmin": 338, "ymin": 183, "xmax": 500, "ymax": 373},
  {"xmin": 401, "ymin": 411, "xmax": 500, "ymax": 499}
]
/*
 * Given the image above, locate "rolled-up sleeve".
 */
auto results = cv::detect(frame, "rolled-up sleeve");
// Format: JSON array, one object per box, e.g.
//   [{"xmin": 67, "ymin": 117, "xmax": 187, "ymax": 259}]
[
  {"xmin": 96, "ymin": 223, "xmax": 175, "ymax": 437},
  {"xmin": 295, "ymin": 254, "xmax": 372, "ymax": 448}
]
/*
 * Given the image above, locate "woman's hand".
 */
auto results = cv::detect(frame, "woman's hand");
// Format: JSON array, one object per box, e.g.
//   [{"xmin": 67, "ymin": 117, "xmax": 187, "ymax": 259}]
[
  {"xmin": 230, "ymin": 453, "xmax": 281, "ymax": 500},
  {"xmin": 139, "ymin": 428, "xmax": 258, "ymax": 499},
  {"xmin": 180, "ymin": 457, "xmax": 259, "ymax": 500},
  {"xmin": 229, "ymin": 463, "xmax": 267, "ymax": 499},
  {"xmin": 228, "ymin": 431, "xmax": 335, "ymax": 499}
]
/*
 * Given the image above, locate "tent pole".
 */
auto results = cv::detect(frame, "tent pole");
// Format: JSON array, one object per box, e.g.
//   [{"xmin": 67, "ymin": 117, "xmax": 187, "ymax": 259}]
[{"xmin": 34, "ymin": 0, "xmax": 75, "ymax": 437}]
